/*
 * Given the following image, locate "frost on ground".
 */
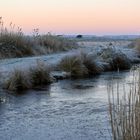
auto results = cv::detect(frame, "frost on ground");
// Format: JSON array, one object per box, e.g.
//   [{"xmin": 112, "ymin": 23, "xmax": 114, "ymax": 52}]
[
  {"xmin": 0, "ymin": 41, "xmax": 139, "ymax": 83},
  {"xmin": 0, "ymin": 41, "xmax": 139, "ymax": 140}
]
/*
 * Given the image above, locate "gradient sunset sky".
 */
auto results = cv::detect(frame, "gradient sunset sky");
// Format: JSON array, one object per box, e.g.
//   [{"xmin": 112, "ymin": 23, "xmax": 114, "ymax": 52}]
[{"xmin": 0, "ymin": 0, "xmax": 140, "ymax": 35}]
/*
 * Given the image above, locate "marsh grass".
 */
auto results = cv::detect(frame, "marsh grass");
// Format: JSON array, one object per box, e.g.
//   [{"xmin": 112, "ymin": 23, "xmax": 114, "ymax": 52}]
[
  {"xmin": 0, "ymin": 32, "xmax": 34, "ymax": 58},
  {"xmin": 30, "ymin": 60, "xmax": 52, "ymax": 87},
  {"xmin": 0, "ymin": 18, "xmax": 34, "ymax": 58},
  {"xmin": 110, "ymin": 55, "xmax": 131, "ymax": 71},
  {"xmin": 59, "ymin": 55, "xmax": 88, "ymax": 78},
  {"xmin": 0, "ymin": 18, "xmax": 76, "ymax": 58},
  {"xmin": 38, "ymin": 34, "xmax": 76, "ymax": 53},
  {"xmin": 4, "ymin": 60, "xmax": 52, "ymax": 91},
  {"xmin": 100, "ymin": 47, "xmax": 131, "ymax": 71},
  {"xmin": 59, "ymin": 53, "xmax": 104, "ymax": 78},
  {"xmin": 82, "ymin": 53, "xmax": 104, "ymax": 74},
  {"xmin": 4, "ymin": 69, "xmax": 31, "ymax": 91},
  {"xmin": 108, "ymin": 70, "xmax": 140, "ymax": 140}
]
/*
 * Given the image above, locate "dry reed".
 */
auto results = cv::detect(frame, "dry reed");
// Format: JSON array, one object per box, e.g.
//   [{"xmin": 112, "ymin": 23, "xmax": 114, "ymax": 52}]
[{"xmin": 108, "ymin": 69, "xmax": 140, "ymax": 140}]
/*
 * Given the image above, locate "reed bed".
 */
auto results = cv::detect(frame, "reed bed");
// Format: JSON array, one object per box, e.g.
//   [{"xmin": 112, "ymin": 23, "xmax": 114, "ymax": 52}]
[{"xmin": 108, "ymin": 69, "xmax": 140, "ymax": 140}]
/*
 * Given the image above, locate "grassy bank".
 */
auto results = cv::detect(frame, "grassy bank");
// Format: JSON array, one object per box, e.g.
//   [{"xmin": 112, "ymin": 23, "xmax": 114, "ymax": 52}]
[
  {"xmin": 3, "ymin": 48, "xmax": 133, "ymax": 91},
  {"xmin": 0, "ymin": 18, "xmax": 76, "ymax": 59}
]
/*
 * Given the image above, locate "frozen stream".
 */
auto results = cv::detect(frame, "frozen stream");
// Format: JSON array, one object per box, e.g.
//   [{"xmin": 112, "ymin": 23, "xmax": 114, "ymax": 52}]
[
  {"xmin": 0, "ymin": 70, "xmax": 134, "ymax": 140},
  {"xmin": 0, "ymin": 41, "xmax": 138, "ymax": 140}
]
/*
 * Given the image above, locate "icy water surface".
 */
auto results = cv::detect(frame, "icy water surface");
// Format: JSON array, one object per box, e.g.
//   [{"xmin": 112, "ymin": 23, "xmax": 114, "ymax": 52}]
[{"xmin": 0, "ymin": 70, "xmax": 134, "ymax": 140}]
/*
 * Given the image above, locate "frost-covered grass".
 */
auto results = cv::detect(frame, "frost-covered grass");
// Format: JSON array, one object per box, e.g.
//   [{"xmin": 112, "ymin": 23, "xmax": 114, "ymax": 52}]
[
  {"xmin": 37, "ymin": 34, "xmax": 76, "ymax": 54},
  {"xmin": 59, "ymin": 47, "xmax": 132, "ymax": 78},
  {"xmin": 59, "ymin": 53, "xmax": 104, "ymax": 78},
  {"xmin": 100, "ymin": 47, "xmax": 131, "ymax": 71},
  {"xmin": 4, "ymin": 69, "xmax": 32, "ymax": 91},
  {"xmin": 30, "ymin": 60, "xmax": 52, "ymax": 87},
  {"xmin": 108, "ymin": 70, "xmax": 140, "ymax": 140},
  {"xmin": 0, "ymin": 18, "xmax": 76, "ymax": 59},
  {"xmin": 59, "ymin": 55, "xmax": 88, "ymax": 78},
  {"xmin": 110, "ymin": 54, "xmax": 131, "ymax": 70},
  {"xmin": 129, "ymin": 39, "xmax": 140, "ymax": 52},
  {"xmin": 4, "ymin": 60, "xmax": 52, "ymax": 91},
  {"xmin": 0, "ymin": 32, "xmax": 35, "ymax": 58},
  {"xmin": 82, "ymin": 53, "xmax": 104, "ymax": 74}
]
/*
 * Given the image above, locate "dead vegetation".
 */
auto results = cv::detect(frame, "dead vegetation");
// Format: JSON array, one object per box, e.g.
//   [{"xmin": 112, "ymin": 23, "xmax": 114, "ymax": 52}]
[
  {"xmin": 100, "ymin": 47, "xmax": 131, "ymax": 71},
  {"xmin": 30, "ymin": 60, "xmax": 52, "ymax": 87},
  {"xmin": 3, "ymin": 60, "xmax": 52, "ymax": 91},
  {"xmin": 4, "ymin": 69, "xmax": 31, "ymax": 91},
  {"xmin": 59, "ymin": 55, "xmax": 88, "ymax": 78},
  {"xmin": 0, "ymin": 18, "xmax": 77, "ymax": 59},
  {"xmin": 108, "ymin": 70, "xmax": 140, "ymax": 140},
  {"xmin": 59, "ymin": 53, "xmax": 104, "ymax": 78}
]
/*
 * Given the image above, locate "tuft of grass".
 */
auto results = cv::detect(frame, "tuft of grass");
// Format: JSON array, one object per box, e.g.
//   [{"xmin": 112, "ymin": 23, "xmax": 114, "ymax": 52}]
[
  {"xmin": 110, "ymin": 54, "xmax": 131, "ymax": 71},
  {"xmin": 3, "ymin": 60, "xmax": 53, "ymax": 91},
  {"xmin": 59, "ymin": 52, "xmax": 104, "ymax": 78},
  {"xmin": 108, "ymin": 70, "xmax": 140, "ymax": 140},
  {"xmin": 4, "ymin": 69, "xmax": 31, "ymax": 91},
  {"xmin": 59, "ymin": 55, "xmax": 88, "ymax": 78},
  {"xmin": 30, "ymin": 60, "xmax": 52, "ymax": 87},
  {"xmin": 100, "ymin": 47, "xmax": 131, "ymax": 71},
  {"xmin": 82, "ymin": 53, "xmax": 104, "ymax": 74}
]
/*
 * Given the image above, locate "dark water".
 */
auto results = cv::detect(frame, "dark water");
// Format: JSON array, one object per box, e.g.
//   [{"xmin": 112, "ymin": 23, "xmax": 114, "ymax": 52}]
[{"xmin": 0, "ymin": 71, "xmax": 133, "ymax": 140}]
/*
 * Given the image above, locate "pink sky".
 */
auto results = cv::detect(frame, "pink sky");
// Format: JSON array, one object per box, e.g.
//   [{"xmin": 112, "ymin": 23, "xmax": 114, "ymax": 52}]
[{"xmin": 0, "ymin": 0, "xmax": 140, "ymax": 35}]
